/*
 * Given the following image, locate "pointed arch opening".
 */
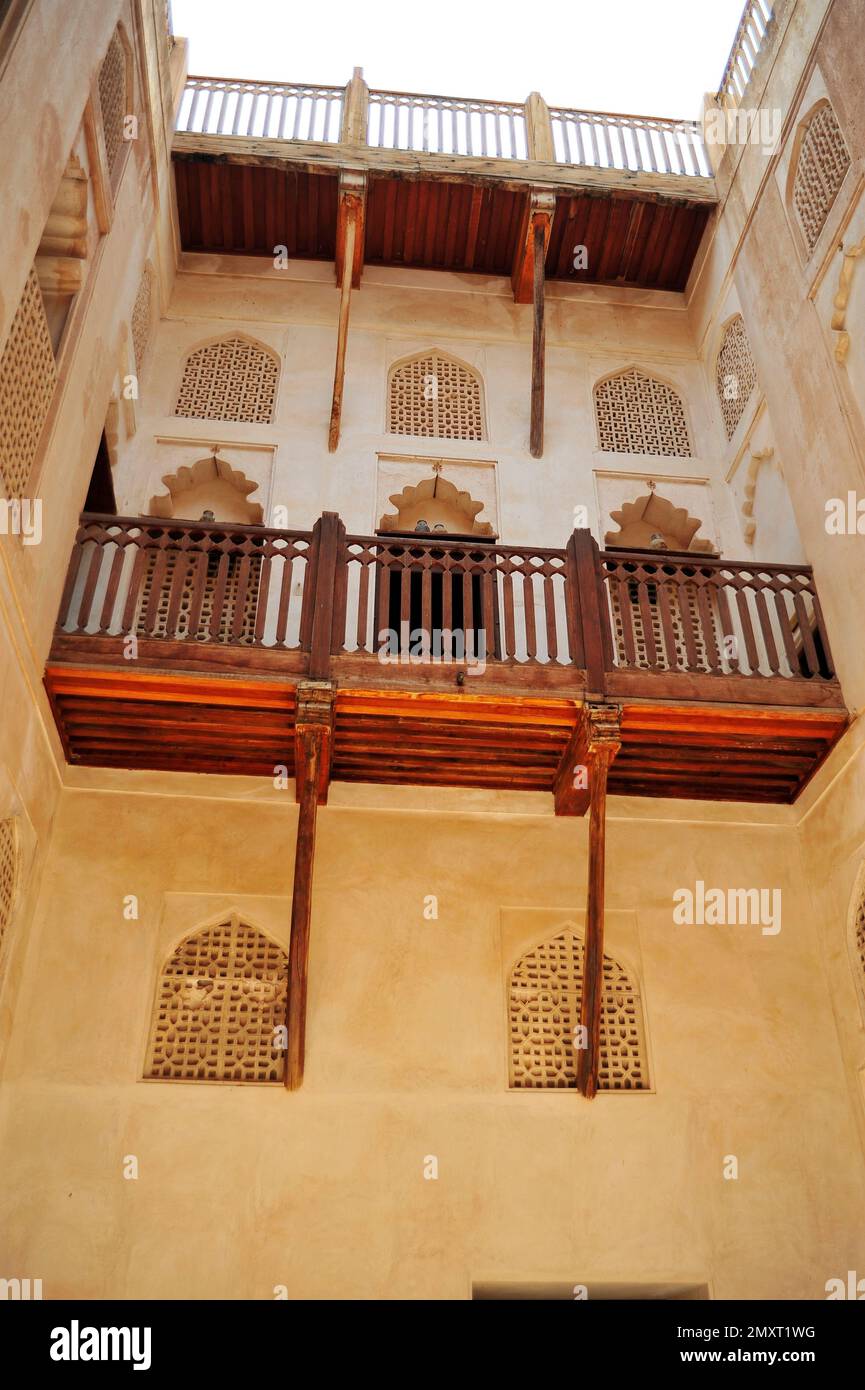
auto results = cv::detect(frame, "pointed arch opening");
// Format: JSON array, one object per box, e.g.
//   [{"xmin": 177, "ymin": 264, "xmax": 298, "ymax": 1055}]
[
  {"xmin": 594, "ymin": 367, "xmax": 692, "ymax": 457},
  {"xmin": 174, "ymin": 334, "xmax": 280, "ymax": 424},
  {"xmin": 715, "ymin": 314, "xmax": 757, "ymax": 440},
  {"xmin": 788, "ymin": 100, "xmax": 850, "ymax": 255},
  {"xmin": 387, "ymin": 349, "xmax": 486, "ymax": 441},
  {"xmin": 144, "ymin": 913, "xmax": 288, "ymax": 1083},
  {"xmin": 508, "ymin": 927, "xmax": 649, "ymax": 1091}
]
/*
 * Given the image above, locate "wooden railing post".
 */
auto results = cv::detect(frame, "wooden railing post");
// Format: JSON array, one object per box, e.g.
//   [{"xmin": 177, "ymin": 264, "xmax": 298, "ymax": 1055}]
[
  {"xmin": 341, "ymin": 66, "xmax": 369, "ymax": 144},
  {"xmin": 566, "ymin": 529, "xmax": 610, "ymax": 698},
  {"xmin": 307, "ymin": 512, "xmax": 345, "ymax": 679},
  {"xmin": 524, "ymin": 90, "xmax": 555, "ymax": 162}
]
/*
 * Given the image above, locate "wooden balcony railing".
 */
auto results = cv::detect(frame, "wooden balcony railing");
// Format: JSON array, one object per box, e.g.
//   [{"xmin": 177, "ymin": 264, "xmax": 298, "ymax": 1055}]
[
  {"xmin": 175, "ymin": 73, "xmax": 710, "ymax": 180},
  {"xmin": 718, "ymin": 0, "xmax": 774, "ymax": 104},
  {"xmin": 367, "ymin": 89, "xmax": 528, "ymax": 158},
  {"xmin": 177, "ymin": 77, "xmax": 346, "ymax": 142},
  {"xmin": 53, "ymin": 514, "xmax": 841, "ymax": 710},
  {"xmin": 549, "ymin": 108, "xmax": 710, "ymax": 177}
]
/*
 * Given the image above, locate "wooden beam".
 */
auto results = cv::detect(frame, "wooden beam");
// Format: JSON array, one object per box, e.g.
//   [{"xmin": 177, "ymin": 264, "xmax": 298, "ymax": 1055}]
[
  {"xmin": 530, "ymin": 220, "xmax": 546, "ymax": 459},
  {"xmin": 575, "ymin": 704, "xmax": 622, "ymax": 1099},
  {"xmin": 173, "ymin": 132, "xmax": 719, "ymax": 204},
  {"xmin": 285, "ymin": 682, "xmax": 335, "ymax": 1090},
  {"xmin": 328, "ymin": 201, "xmax": 357, "ymax": 451}
]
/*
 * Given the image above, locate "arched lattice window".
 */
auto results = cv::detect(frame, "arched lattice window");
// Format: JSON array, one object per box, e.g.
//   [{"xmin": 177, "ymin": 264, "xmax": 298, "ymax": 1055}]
[
  {"xmin": 131, "ymin": 264, "xmax": 153, "ymax": 371},
  {"xmin": 594, "ymin": 368, "xmax": 692, "ymax": 457},
  {"xmin": 144, "ymin": 914, "xmax": 288, "ymax": 1083},
  {"xmin": 0, "ymin": 268, "xmax": 57, "ymax": 499},
  {"xmin": 716, "ymin": 315, "xmax": 757, "ymax": 439},
  {"xmin": 174, "ymin": 336, "xmax": 279, "ymax": 423},
  {"xmin": 387, "ymin": 350, "xmax": 485, "ymax": 440},
  {"xmin": 98, "ymin": 28, "xmax": 130, "ymax": 181},
  {"xmin": 792, "ymin": 102, "xmax": 850, "ymax": 254},
  {"xmin": 0, "ymin": 818, "xmax": 19, "ymax": 955},
  {"xmin": 509, "ymin": 929, "xmax": 648, "ymax": 1091}
]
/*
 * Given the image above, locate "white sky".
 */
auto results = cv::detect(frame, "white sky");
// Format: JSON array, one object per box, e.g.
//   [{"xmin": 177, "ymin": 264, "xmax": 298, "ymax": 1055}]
[{"xmin": 171, "ymin": 0, "xmax": 748, "ymax": 120}]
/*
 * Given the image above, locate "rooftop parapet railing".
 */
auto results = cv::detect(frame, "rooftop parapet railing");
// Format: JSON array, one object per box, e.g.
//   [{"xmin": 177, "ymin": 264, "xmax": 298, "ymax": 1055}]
[
  {"xmin": 718, "ymin": 0, "xmax": 774, "ymax": 105},
  {"xmin": 177, "ymin": 76, "xmax": 346, "ymax": 143},
  {"xmin": 549, "ymin": 107, "xmax": 710, "ymax": 177},
  {"xmin": 367, "ymin": 89, "xmax": 528, "ymax": 159},
  {"xmin": 175, "ymin": 73, "xmax": 711, "ymax": 179}
]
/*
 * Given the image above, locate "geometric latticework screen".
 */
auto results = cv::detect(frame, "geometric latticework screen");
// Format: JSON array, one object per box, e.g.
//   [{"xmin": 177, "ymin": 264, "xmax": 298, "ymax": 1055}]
[
  {"xmin": 174, "ymin": 337, "xmax": 279, "ymax": 423},
  {"xmin": 509, "ymin": 930, "xmax": 649, "ymax": 1091},
  {"xmin": 792, "ymin": 103, "xmax": 850, "ymax": 254},
  {"xmin": 594, "ymin": 368, "xmax": 692, "ymax": 457},
  {"xmin": 131, "ymin": 265, "xmax": 153, "ymax": 371},
  {"xmin": 715, "ymin": 315, "xmax": 757, "ymax": 440},
  {"xmin": 99, "ymin": 29, "xmax": 128, "ymax": 180},
  {"xmin": 387, "ymin": 351, "xmax": 485, "ymax": 440},
  {"xmin": 135, "ymin": 550, "xmax": 262, "ymax": 644},
  {"xmin": 144, "ymin": 915, "xmax": 288, "ymax": 1083},
  {"xmin": 608, "ymin": 578, "xmax": 722, "ymax": 673},
  {"xmin": 0, "ymin": 269, "xmax": 57, "ymax": 499},
  {"xmin": 0, "ymin": 818, "xmax": 19, "ymax": 956}
]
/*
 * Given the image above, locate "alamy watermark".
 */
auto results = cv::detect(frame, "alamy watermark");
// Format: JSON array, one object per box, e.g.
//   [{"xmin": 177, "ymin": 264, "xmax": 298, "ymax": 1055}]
[{"xmin": 673, "ymin": 880, "xmax": 781, "ymax": 935}]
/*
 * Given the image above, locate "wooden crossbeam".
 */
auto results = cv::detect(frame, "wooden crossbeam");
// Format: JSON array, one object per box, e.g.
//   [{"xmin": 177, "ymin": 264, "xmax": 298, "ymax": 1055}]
[
  {"xmin": 285, "ymin": 682, "xmax": 334, "ymax": 1090},
  {"xmin": 574, "ymin": 704, "xmax": 622, "ymax": 1098}
]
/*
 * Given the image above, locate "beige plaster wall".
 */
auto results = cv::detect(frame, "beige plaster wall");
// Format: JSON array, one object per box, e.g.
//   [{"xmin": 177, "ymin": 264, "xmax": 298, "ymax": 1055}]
[{"xmin": 0, "ymin": 781, "xmax": 863, "ymax": 1299}]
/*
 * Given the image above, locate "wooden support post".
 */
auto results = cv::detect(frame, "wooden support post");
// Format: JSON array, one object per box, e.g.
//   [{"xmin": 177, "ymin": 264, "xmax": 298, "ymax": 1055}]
[
  {"xmin": 530, "ymin": 222, "xmax": 546, "ymax": 459},
  {"xmin": 307, "ymin": 512, "xmax": 345, "ymax": 680},
  {"xmin": 285, "ymin": 682, "xmax": 334, "ymax": 1090},
  {"xmin": 575, "ymin": 704, "xmax": 621, "ymax": 1099},
  {"xmin": 565, "ymin": 528, "xmax": 610, "ymax": 701},
  {"xmin": 328, "ymin": 199, "xmax": 358, "ymax": 452}
]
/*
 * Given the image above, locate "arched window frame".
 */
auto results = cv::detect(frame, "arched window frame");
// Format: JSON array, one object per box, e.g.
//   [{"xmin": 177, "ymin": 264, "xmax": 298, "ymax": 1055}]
[
  {"xmin": 786, "ymin": 98, "xmax": 851, "ymax": 261},
  {"xmin": 173, "ymin": 333, "xmax": 280, "ymax": 424},
  {"xmin": 508, "ymin": 927, "xmax": 650, "ymax": 1091},
  {"xmin": 143, "ymin": 912, "xmax": 288, "ymax": 1084},
  {"xmin": 97, "ymin": 23, "xmax": 135, "ymax": 189},
  {"xmin": 386, "ymin": 349, "xmax": 487, "ymax": 441},
  {"xmin": 593, "ymin": 366, "xmax": 693, "ymax": 458},
  {"xmin": 714, "ymin": 313, "xmax": 758, "ymax": 442}
]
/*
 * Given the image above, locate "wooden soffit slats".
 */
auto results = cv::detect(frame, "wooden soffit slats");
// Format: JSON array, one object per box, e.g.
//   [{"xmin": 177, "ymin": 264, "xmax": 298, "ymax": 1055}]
[{"xmin": 44, "ymin": 664, "xmax": 846, "ymax": 806}]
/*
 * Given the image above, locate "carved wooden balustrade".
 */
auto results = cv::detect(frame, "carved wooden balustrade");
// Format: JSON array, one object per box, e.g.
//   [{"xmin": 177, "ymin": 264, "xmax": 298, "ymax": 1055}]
[
  {"xmin": 718, "ymin": 0, "xmax": 774, "ymax": 105},
  {"xmin": 52, "ymin": 513, "xmax": 840, "ymax": 703}
]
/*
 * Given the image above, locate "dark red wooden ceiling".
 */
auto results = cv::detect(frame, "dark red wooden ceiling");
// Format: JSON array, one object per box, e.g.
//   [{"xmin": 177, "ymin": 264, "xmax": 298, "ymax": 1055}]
[{"xmin": 173, "ymin": 155, "xmax": 711, "ymax": 291}]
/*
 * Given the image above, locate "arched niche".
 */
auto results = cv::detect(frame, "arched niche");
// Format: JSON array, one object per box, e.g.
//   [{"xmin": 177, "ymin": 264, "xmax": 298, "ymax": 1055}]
[
  {"xmin": 378, "ymin": 472, "xmax": 495, "ymax": 537},
  {"xmin": 605, "ymin": 491, "xmax": 715, "ymax": 554},
  {"xmin": 148, "ymin": 454, "xmax": 263, "ymax": 524}
]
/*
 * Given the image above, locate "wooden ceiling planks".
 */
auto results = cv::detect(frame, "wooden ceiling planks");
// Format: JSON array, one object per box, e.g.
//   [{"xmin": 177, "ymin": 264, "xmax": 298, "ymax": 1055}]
[
  {"xmin": 174, "ymin": 157, "xmax": 339, "ymax": 259},
  {"xmin": 173, "ymin": 156, "xmax": 711, "ymax": 289},
  {"xmin": 44, "ymin": 664, "xmax": 845, "ymax": 805}
]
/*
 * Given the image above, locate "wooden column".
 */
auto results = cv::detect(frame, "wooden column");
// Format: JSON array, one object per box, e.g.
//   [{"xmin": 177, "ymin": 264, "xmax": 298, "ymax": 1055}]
[
  {"xmin": 328, "ymin": 207, "xmax": 356, "ymax": 452},
  {"xmin": 306, "ymin": 511, "xmax": 345, "ymax": 680},
  {"xmin": 575, "ymin": 704, "xmax": 622, "ymax": 1098},
  {"xmin": 285, "ymin": 682, "xmax": 334, "ymax": 1090},
  {"xmin": 530, "ymin": 223, "xmax": 546, "ymax": 459}
]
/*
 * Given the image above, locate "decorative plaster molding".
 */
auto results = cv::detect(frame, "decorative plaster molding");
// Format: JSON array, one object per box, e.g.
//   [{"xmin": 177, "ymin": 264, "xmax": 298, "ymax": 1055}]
[
  {"xmin": 741, "ymin": 445, "xmax": 774, "ymax": 545},
  {"xmin": 831, "ymin": 236, "xmax": 865, "ymax": 364}
]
